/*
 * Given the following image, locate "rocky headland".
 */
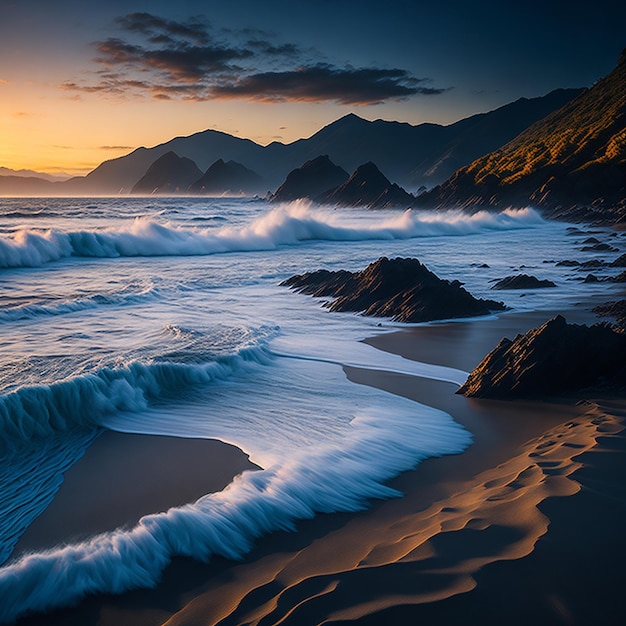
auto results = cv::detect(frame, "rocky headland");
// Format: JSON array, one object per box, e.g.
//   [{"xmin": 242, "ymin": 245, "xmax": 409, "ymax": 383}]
[
  {"xmin": 418, "ymin": 50, "xmax": 626, "ymax": 225},
  {"xmin": 130, "ymin": 152, "xmax": 202, "ymax": 195},
  {"xmin": 189, "ymin": 159, "xmax": 265, "ymax": 195}
]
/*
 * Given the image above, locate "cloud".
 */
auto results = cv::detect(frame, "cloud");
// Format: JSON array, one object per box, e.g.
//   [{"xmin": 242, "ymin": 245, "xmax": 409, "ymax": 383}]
[
  {"xmin": 210, "ymin": 65, "xmax": 447, "ymax": 105},
  {"xmin": 114, "ymin": 12, "xmax": 209, "ymax": 45},
  {"xmin": 94, "ymin": 37, "xmax": 253, "ymax": 81},
  {"xmin": 98, "ymin": 145, "xmax": 134, "ymax": 150},
  {"xmin": 0, "ymin": 79, "xmax": 8, "ymax": 85},
  {"xmin": 63, "ymin": 12, "xmax": 448, "ymax": 106}
]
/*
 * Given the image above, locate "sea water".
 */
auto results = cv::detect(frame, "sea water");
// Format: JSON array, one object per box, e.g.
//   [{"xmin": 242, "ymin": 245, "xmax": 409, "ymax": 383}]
[{"xmin": 0, "ymin": 197, "xmax": 622, "ymax": 621}]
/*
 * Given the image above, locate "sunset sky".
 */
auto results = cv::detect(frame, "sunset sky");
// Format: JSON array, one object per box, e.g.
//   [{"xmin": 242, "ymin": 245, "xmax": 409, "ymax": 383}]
[{"xmin": 1, "ymin": 0, "xmax": 624, "ymax": 176}]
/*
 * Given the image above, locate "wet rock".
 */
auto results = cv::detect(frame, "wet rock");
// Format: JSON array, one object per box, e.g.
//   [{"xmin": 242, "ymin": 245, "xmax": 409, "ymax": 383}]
[
  {"xmin": 594, "ymin": 300, "xmax": 626, "ymax": 331},
  {"xmin": 491, "ymin": 274, "xmax": 557, "ymax": 290},
  {"xmin": 581, "ymin": 242, "xmax": 619, "ymax": 252},
  {"xmin": 281, "ymin": 256, "xmax": 506, "ymax": 323},
  {"xmin": 457, "ymin": 315, "xmax": 626, "ymax": 398}
]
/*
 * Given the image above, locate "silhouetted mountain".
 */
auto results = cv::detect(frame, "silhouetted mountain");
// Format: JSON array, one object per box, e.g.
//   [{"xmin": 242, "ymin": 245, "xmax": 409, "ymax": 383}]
[
  {"xmin": 318, "ymin": 162, "xmax": 414, "ymax": 208},
  {"xmin": 41, "ymin": 88, "xmax": 578, "ymax": 197},
  {"xmin": 271, "ymin": 156, "xmax": 349, "ymax": 203},
  {"xmin": 189, "ymin": 159, "xmax": 265, "ymax": 195},
  {"xmin": 420, "ymin": 51, "xmax": 626, "ymax": 224},
  {"xmin": 265, "ymin": 90, "xmax": 580, "ymax": 191},
  {"xmin": 0, "ymin": 167, "xmax": 68, "ymax": 182},
  {"xmin": 130, "ymin": 152, "xmax": 202, "ymax": 195},
  {"xmin": 0, "ymin": 175, "xmax": 57, "ymax": 195},
  {"xmin": 64, "ymin": 131, "xmax": 267, "ymax": 195}
]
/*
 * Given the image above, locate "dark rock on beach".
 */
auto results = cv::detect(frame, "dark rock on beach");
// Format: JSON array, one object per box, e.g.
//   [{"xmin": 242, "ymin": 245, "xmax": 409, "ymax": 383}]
[
  {"xmin": 457, "ymin": 315, "xmax": 626, "ymax": 398},
  {"xmin": 281, "ymin": 256, "xmax": 506, "ymax": 323},
  {"xmin": 581, "ymin": 242, "xmax": 618, "ymax": 252},
  {"xmin": 491, "ymin": 274, "xmax": 557, "ymax": 290},
  {"xmin": 583, "ymin": 273, "xmax": 600, "ymax": 283}
]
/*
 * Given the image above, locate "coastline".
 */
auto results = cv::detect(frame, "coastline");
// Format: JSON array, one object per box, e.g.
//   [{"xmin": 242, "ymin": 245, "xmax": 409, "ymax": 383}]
[
  {"xmin": 16, "ymin": 305, "xmax": 626, "ymax": 625},
  {"xmin": 13, "ymin": 432, "xmax": 259, "ymax": 557}
]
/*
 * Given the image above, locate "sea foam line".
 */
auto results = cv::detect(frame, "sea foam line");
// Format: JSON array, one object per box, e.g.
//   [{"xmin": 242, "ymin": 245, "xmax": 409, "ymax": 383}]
[
  {"xmin": 270, "ymin": 335, "xmax": 469, "ymax": 386},
  {"xmin": 0, "ymin": 287, "xmax": 159, "ymax": 323},
  {"xmin": 0, "ymin": 397, "xmax": 470, "ymax": 623},
  {"xmin": 0, "ymin": 204, "xmax": 544, "ymax": 269}
]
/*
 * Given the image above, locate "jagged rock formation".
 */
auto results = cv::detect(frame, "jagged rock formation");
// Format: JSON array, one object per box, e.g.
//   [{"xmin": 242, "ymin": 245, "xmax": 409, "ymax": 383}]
[
  {"xmin": 594, "ymin": 300, "xmax": 626, "ymax": 331},
  {"xmin": 457, "ymin": 315, "xmax": 626, "ymax": 398},
  {"xmin": 130, "ymin": 152, "xmax": 202, "ymax": 194},
  {"xmin": 317, "ymin": 162, "xmax": 415, "ymax": 208},
  {"xmin": 189, "ymin": 159, "xmax": 265, "ymax": 195},
  {"xmin": 281, "ymin": 256, "xmax": 506, "ymax": 322},
  {"xmin": 270, "ymin": 156, "xmax": 349, "ymax": 203},
  {"xmin": 491, "ymin": 274, "xmax": 557, "ymax": 290},
  {"xmin": 420, "ymin": 51, "xmax": 626, "ymax": 224}
]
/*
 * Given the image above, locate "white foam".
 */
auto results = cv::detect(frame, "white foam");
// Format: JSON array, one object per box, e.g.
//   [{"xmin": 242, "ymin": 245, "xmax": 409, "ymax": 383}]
[
  {"xmin": 0, "ymin": 388, "xmax": 470, "ymax": 623},
  {"xmin": 271, "ymin": 334, "xmax": 469, "ymax": 385},
  {"xmin": 0, "ymin": 204, "xmax": 545, "ymax": 269}
]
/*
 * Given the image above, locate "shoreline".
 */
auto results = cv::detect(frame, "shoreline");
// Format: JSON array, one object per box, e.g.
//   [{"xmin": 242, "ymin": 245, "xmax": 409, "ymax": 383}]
[
  {"xmin": 13, "ymin": 432, "xmax": 259, "ymax": 557},
  {"xmin": 15, "ymin": 306, "xmax": 626, "ymax": 625}
]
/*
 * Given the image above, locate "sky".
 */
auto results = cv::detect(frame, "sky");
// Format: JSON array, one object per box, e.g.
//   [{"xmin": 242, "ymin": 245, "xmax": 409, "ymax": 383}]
[{"xmin": 1, "ymin": 0, "xmax": 624, "ymax": 176}]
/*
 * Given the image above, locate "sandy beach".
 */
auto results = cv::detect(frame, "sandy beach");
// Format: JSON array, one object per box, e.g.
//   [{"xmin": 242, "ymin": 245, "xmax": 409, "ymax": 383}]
[{"xmin": 13, "ymin": 304, "xmax": 626, "ymax": 625}]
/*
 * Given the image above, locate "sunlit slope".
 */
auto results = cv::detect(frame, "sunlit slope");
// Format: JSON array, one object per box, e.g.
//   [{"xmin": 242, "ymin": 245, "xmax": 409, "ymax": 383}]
[{"xmin": 422, "ymin": 51, "xmax": 626, "ymax": 223}]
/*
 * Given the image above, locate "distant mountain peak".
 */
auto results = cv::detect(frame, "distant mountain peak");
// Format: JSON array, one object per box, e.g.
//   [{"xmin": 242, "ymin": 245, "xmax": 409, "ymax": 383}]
[
  {"xmin": 270, "ymin": 155, "xmax": 349, "ymax": 203},
  {"xmin": 130, "ymin": 151, "xmax": 202, "ymax": 195},
  {"xmin": 189, "ymin": 158, "xmax": 264, "ymax": 195},
  {"xmin": 318, "ymin": 161, "xmax": 414, "ymax": 208}
]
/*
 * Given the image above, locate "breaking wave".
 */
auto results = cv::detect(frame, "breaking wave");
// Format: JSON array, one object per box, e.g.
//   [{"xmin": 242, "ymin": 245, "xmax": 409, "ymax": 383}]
[
  {"xmin": 0, "ymin": 395, "xmax": 470, "ymax": 623},
  {"xmin": 0, "ymin": 204, "xmax": 544, "ymax": 269},
  {"xmin": 0, "ymin": 344, "xmax": 272, "ymax": 451}
]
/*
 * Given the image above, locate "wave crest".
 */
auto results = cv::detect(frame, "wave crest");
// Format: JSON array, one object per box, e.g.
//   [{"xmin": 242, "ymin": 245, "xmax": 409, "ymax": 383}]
[
  {"xmin": 0, "ymin": 205, "xmax": 545, "ymax": 269},
  {"xmin": 0, "ymin": 344, "xmax": 272, "ymax": 452}
]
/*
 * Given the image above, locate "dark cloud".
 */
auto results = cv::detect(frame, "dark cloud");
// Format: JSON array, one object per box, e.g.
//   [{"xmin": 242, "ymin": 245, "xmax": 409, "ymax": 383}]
[
  {"xmin": 210, "ymin": 65, "xmax": 447, "ymax": 105},
  {"xmin": 95, "ymin": 37, "xmax": 253, "ymax": 81},
  {"xmin": 64, "ymin": 12, "xmax": 448, "ymax": 105},
  {"xmin": 115, "ymin": 12, "xmax": 209, "ymax": 45}
]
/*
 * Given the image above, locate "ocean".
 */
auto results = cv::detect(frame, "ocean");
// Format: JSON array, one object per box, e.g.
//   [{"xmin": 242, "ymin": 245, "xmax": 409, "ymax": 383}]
[{"xmin": 0, "ymin": 197, "xmax": 621, "ymax": 621}]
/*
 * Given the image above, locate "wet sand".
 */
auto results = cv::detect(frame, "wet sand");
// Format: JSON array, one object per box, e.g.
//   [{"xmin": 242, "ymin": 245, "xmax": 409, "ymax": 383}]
[
  {"xmin": 16, "ymin": 306, "xmax": 626, "ymax": 625},
  {"xmin": 14, "ymin": 432, "xmax": 259, "ymax": 556}
]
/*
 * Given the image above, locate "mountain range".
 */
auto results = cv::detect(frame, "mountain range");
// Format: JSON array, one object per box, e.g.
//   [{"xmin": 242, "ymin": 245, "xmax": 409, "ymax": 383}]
[
  {"xmin": 0, "ymin": 88, "xmax": 580, "ymax": 197},
  {"xmin": 419, "ymin": 50, "xmax": 626, "ymax": 224}
]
